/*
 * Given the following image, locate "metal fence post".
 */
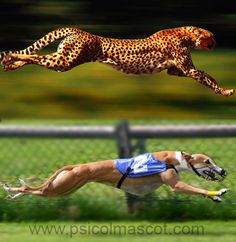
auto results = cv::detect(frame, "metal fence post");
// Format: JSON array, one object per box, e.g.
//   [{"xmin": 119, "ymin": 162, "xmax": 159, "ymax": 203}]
[
  {"xmin": 115, "ymin": 120, "xmax": 140, "ymax": 213},
  {"xmin": 115, "ymin": 121, "xmax": 132, "ymax": 158}
]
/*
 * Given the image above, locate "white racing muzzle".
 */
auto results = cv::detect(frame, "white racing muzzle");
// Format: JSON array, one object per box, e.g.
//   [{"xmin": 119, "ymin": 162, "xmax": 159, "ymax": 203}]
[{"xmin": 189, "ymin": 160, "xmax": 227, "ymax": 181}]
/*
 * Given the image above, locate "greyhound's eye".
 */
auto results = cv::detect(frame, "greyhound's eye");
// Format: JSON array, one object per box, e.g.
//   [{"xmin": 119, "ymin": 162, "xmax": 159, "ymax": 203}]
[{"xmin": 205, "ymin": 159, "xmax": 211, "ymax": 164}]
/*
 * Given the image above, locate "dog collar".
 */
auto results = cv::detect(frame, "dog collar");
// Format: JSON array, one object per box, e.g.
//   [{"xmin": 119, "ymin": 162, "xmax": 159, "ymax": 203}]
[
  {"xmin": 188, "ymin": 162, "xmax": 202, "ymax": 177},
  {"xmin": 175, "ymin": 151, "xmax": 190, "ymax": 171}
]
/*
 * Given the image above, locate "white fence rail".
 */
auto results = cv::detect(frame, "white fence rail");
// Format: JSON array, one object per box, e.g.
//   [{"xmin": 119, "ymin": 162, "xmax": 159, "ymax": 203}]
[{"xmin": 0, "ymin": 123, "xmax": 236, "ymax": 138}]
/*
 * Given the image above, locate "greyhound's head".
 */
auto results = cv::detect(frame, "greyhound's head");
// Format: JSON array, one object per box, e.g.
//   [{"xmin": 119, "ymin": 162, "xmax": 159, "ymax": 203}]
[{"xmin": 175, "ymin": 151, "xmax": 227, "ymax": 181}]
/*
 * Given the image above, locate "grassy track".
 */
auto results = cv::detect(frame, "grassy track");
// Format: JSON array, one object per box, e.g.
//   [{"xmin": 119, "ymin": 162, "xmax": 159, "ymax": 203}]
[{"xmin": 1, "ymin": 221, "xmax": 236, "ymax": 242}]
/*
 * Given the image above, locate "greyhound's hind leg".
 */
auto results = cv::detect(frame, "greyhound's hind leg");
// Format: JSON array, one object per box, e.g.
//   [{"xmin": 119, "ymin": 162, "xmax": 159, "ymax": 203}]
[
  {"xmin": 6, "ymin": 192, "xmax": 25, "ymax": 200},
  {"xmin": 2, "ymin": 164, "xmax": 91, "ymax": 199},
  {"xmin": 2, "ymin": 179, "xmax": 29, "ymax": 200}
]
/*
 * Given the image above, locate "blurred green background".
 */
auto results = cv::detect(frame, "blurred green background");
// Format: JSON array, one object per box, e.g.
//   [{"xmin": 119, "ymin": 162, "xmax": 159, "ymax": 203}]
[{"xmin": 0, "ymin": 0, "xmax": 236, "ymax": 120}]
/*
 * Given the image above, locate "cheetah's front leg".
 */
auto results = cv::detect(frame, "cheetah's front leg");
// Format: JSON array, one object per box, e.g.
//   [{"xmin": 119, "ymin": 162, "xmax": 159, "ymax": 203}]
[
  {"xmin": 174, "ymin": 51, "xmax": 234, "ymax": 97},
  {"xmin": 186, "ymin": 69, "xmax": 234, "ymax": 96}
]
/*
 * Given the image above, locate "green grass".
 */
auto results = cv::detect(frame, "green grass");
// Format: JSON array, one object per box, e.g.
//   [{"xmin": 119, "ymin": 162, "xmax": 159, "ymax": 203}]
[
  {"xmin": 1, "ymin": 221, "xmax": 236, "ymax": 242},
  {"xmin": 1, "ymin": 49, "xmax": 236, "ymax": 119},
  {"xmin": 0, "ymin": 121, "xmax": 236, "ymax": 221}
]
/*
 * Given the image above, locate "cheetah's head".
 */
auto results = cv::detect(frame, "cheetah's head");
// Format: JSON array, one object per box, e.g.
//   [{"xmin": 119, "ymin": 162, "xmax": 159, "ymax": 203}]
[{"xmin": 186, "ymin": 26, "xmax": 216, "ymax": 50}]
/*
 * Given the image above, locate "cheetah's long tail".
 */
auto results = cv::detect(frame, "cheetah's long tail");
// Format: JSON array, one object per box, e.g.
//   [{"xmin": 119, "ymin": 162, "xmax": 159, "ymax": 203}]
[{"xmin": 0, "ymin": 27, "xmax": 81, "ymax": 62}]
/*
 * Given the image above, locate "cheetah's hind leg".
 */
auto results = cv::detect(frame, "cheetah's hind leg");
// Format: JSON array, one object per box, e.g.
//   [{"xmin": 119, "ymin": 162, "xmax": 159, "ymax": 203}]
[
  {"xmin": 2, "ymin": 52, "xmax": 73, "ymax": 72},
  {"xmin": 2, "ymin": 53, "xmax": 38, "ymax": 71},
  {"xmin": 3, "ymin": 60, "xmax": 27, "ymax": 71}
]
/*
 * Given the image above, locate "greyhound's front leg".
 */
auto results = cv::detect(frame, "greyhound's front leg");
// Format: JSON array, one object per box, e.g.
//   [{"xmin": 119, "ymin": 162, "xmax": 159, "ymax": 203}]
[
  {"xmin": 161, "ymin": 169, "xmax": 228, "ymax": 202},
  {"xmin": 170, "ymin": 180, "xmax": 228, "ymax": 202}
]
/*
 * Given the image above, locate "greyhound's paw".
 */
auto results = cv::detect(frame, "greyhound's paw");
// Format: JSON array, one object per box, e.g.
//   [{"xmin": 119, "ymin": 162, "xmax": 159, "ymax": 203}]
[
  {"xmin": 207, "ymin": 188, "xmax": 228, "ymax": 197},
  {"xmin": 210, "ymin": 196, "xmax": 222, "ymax": 203},
  {"xmin": 218, "ymin": 188, "xmax": 228, "ymax": 196},
  {"xmin": 207, "ymin": 188, "xmax": 228, "ymax": 202},
  {"xmin": 5, "ymin": 194, "xmax": 16, "ymax": 200},
  {"xmin": 5, "ymin": 192, "xmax": 24, "ymax": 200},
  {"xmin": 3, "ymin": 183, "xmax": 11, "ymax": 192}
]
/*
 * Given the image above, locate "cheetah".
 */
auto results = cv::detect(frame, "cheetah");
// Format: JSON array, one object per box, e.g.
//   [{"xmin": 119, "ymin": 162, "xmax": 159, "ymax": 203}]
[{"xmin": 0, "ymin": 26, "xmax": 234, "ymax": 96}]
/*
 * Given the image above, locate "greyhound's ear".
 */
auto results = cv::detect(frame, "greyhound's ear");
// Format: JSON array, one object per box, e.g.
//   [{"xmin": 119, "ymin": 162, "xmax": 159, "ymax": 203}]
[{"xmin": 181, "ymin": 151, "xmax": 193, "ymax": 161}]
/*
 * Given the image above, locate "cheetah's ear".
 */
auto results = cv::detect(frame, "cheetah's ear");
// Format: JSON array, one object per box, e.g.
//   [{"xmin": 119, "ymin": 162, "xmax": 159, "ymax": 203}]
[{"xmin": 181, "ymin": 151, "xmax": 193, "ymax": 161}]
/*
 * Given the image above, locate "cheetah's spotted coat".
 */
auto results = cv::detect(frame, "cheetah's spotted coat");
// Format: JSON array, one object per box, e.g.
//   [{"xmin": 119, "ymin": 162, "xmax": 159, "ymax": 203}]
[{"xmin": 0, "ymin": 26, "xmax": 234, "ymax": 96}]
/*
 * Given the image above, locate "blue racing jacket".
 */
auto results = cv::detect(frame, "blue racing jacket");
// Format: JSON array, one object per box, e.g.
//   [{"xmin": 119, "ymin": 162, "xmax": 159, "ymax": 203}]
[{"xmin": 115, "ymin": 153, "xmax": 172, "ymax": 178}]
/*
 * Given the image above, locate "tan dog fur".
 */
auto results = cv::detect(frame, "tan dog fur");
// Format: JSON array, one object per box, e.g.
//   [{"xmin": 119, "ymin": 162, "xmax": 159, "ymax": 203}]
[{"xmin": 3, "ymin": 151, "xmax": 228, "ymax": 202}]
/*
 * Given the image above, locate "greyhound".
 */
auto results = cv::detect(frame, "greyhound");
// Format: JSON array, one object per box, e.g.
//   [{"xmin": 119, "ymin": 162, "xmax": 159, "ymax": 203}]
[{"xmin": 2, "ymin": 151, "xmax": 228, "ymax": 202}]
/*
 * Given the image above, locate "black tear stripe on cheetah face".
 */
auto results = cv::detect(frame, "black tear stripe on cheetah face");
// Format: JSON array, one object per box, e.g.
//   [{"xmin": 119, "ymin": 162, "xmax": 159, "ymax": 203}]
[{"xmin": 0, "ymin": 26, "xmax": 234, "ymax": 96}]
